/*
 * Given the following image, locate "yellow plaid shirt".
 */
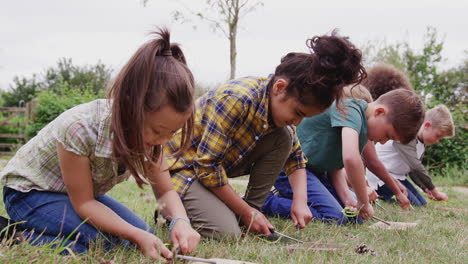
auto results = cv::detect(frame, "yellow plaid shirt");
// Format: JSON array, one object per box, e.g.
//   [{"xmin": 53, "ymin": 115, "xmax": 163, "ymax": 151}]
[{"xmin": 165, "ymin": 76, "xmax": 307, "ymax": 197}]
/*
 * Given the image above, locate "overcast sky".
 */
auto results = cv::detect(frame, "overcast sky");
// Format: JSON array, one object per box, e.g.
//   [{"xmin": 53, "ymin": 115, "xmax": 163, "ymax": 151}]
[{"xmin": 1, "ymin": 0, "xmax": 467, "ymax": 91}]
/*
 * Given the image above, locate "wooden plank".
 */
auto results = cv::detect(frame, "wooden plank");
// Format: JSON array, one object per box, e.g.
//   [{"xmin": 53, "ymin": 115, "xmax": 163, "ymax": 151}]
[
  {"xmin": 0, "ymin": 133, "xmax": 25, "ymax": 138},
  {"xmin": 0, "ymin": 107, "xmax": 26, "ymax": 112},
  {"xmin": 0, "ymin": 112, "xmax": 20, "ymax": 125},
  {"xmin": 0, "ymin": 151, "xmax": 15, "ymax": 156},
  {"xmin": 0, "ymin": 143, "xmax": 20, "ymax": 148},
  {"xmin": 1, "ymin": 123, "xmax": 27, "ymax": 127}
]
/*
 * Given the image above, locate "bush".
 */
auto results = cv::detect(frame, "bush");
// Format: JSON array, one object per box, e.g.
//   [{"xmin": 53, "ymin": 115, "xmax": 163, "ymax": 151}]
[{"xmin": 25, "ymin": 86, "xmax": 100, "ymax": 139}]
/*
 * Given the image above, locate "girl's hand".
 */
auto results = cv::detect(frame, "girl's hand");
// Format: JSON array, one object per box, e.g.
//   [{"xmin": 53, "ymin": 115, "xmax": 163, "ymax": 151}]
[
  {"xmin": 357, "ymin": 201, "xmax": 374, "ymax": 220},
  {"xmin": 170, "ymin": 218, "xmax": 201, "ymax": 254},
  {"xmin": 135, "ymin": 230, "xmax": 173, "ymax": 260},
  {"xmin": 240, "ymin": 207, "xmax": 274, "ymax": 236}
]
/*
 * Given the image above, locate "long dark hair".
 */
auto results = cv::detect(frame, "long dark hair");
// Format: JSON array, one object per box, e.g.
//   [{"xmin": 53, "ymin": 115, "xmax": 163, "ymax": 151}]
[
  {"xmin": 108, "ymin": 27, "xmax": 195, "ymax": 186},
  {"xmin": 271, "ymin": 29, "xmax": 366, "ymax": 111}
]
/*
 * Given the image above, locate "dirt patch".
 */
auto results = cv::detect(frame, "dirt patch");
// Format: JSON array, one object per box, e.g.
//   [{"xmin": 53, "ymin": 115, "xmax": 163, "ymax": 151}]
[{"xmin": 452, "ymin": 186, "xmax": 468, "ymax": 195}]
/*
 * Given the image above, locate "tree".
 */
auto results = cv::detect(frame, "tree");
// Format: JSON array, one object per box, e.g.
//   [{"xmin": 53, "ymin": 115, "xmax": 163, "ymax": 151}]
[
  {"xmin": 167, "ymin": 0, "xmax": 263, "ymax": 80},
  {"xmin": 2, "ymin": 75, "xmax": 40, "ymax": 107},
  {"xmin": 43, "ymin": 58, "xmax": 111, "ymax": 96}
]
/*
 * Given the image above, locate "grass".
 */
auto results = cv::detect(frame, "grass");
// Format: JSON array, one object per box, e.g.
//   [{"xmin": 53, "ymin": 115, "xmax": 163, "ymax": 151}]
[{"xmin": 0, "ymin": 168, "xmax": 467, "ymax": 263}]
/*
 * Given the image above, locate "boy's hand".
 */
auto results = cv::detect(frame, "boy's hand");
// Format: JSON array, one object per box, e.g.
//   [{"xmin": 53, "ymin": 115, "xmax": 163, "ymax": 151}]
[
  {"xmin": 357, "ymin": 202, "xmax": 374, "ymax": 220},
  {"xmin": 170, "ymin": 218, "xmax": 200, "ymax": 255},
  {"xmin": 240, "ymin": 207, "xmax": 274, "ymax": 236},
  {"xmin": 428, "ymin": 188, "xmax": 448, "ymax": 201},
  {"xmin": 367, "ymin": 187, "xmax": 379, "ymax": 202},
  {"xmin": 396, "ymin": 180, "xmax": 408, "ymax": 197},
  {"xmin": 291, "ymin": 200, "xmax": 313, "ymax": 229},
  {"xmin": 395, "ymin": 193, "xmax": 412, "ymax": 210},
  {"xmin": 343, "ymin": 198, "xmax": 358, "ymax": 209}
]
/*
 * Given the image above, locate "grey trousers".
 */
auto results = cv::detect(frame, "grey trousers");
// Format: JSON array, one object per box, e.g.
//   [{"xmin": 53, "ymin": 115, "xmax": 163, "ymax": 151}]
[{"xmin": 182, "ymin": 127, "xmax": 293, "ymax": 239}]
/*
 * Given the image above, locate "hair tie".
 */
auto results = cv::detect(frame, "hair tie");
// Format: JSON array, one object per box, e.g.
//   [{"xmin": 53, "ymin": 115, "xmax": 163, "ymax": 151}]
[{"xmin": 161, "ymin": 48, "xmax": 172, "ymax": 56}]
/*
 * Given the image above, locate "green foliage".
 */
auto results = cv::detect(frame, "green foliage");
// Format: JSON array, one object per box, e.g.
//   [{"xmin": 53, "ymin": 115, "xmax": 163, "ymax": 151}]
[
  {"xmin": 1, "ymin": 58, "xmax": 111, "ymax": 107},
  {"xmin": 365, "ymin": 27, "xmax": 467, "ymax": 170},
  {"xmin": 2, "ymin": 75, "xmax": 41, "ymax": 107},
  {"xmin": 24, "ymin": 86, "xmax": 99, "ymax": 139},
  {"xmin": 43, "ymin": 58, "xmax": 111, "ymax": 97}
]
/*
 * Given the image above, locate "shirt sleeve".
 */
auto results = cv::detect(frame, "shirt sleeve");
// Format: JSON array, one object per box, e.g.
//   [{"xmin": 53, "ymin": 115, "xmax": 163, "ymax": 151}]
[
  {"xmin": 194, "ymin": 94, "xmax": 250, "ymax": 188},
  {"xmin": 330, "ymin": 100, "xmax": 364, "ymax": 134},
  {"xmin": 53, "ymin": 115, "xmax": 94, "ymax": 157},
  {"xmin": 393, "ymin": 141, "xmax": 435, "ymax": 190},
  {"xmin": 284, "ymin": 125, "xmax": 307, "ymax": 176}
]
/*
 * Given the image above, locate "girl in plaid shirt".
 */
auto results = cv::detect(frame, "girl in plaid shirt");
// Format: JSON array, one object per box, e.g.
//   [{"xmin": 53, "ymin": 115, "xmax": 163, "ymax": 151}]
[
  {"xmin": 0, "ymin": 28, "xmax": 199, "ymax": 260},
  {"xmin": 164, "ymin": 30, "xmax": 367, "ymax": 239}
]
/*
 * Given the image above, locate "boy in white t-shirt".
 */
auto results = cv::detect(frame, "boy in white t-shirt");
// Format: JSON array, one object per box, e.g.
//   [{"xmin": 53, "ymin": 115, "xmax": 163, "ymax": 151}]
[{"xmin": 367, "ymin": 105, "xmax": 455, "ymax": 206}]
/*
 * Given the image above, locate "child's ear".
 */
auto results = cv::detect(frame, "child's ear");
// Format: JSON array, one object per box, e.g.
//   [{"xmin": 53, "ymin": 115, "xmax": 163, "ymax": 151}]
[
  {"xmin": 424, "ymin": 121, "xmax": 432, "ymax": 129},
  {"xmin": 272, "ymin": 78, "xmax": 289, "ymax": 96},
  {"xmin": 374, "ymin": 107, "xmax": 387, "ymax": 117}
]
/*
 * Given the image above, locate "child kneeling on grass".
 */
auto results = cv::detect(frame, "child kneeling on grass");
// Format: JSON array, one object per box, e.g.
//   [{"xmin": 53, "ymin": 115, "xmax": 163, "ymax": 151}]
[
  {"xmin": 0, "ymin": 28, "xmax": 200, "ymax": 260},
  {"xmin": 367, "ymin": 104, "xmax": 454, "ymax": 206},
  {"xmin": 262, "ymin": 85, "xmax": 420, "ymax": 222},
  {"xmin": 163, "ymin": 30, "xmax": 367, "ymax": 240}
]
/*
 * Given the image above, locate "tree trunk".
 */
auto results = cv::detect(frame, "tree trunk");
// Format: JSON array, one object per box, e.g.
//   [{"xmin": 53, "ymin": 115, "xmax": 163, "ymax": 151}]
[{"xmin": 229, "ymin": 29, "xmax": 237, "ymax": 80}]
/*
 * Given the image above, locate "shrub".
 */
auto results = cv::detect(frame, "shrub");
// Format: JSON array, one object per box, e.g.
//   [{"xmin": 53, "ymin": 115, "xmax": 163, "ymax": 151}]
[{"xmin": 25, "ymin": 85, "xmax": 100, "ymax": 139}]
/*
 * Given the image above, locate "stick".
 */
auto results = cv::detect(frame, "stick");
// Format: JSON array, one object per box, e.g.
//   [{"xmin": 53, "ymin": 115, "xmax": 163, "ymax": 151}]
[
  {"xmin": 176, "ymin": 255, "xmax": 217, "ymax": 263},
  {"xmin": 372, "ymin": 216, "xmax": 391, "ymax": 226}
]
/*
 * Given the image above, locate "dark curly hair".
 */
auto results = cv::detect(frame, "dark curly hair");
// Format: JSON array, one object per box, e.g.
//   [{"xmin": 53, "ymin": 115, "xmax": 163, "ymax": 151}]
[
  {"xmin": 362, "ymin": 63, "xmax": 413, "ymax": 100},
  {"xmin": 270, "ymin": 29, "xmax": 367, "ymax": 111}
]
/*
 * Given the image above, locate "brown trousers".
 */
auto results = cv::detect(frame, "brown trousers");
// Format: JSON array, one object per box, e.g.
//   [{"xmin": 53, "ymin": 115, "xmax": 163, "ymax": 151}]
[{"xmin": 182, "ymin": 127, "xmax": 292, "ymax": 239}]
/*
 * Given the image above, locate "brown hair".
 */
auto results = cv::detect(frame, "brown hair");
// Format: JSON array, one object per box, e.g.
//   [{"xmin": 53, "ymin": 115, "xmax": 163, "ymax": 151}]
[
  {"xmin": 425, "ymin": 104, "xmax": 455, "ymax": 138},
  {"xmin": 270, "ymin": 30, "xmax": 367, "ymax": 110},
  {"xmin": 362, "ymin": 63, "xmax": 413, "ymax": 100},
  {"xmin": 343, "ymin": 84, "xmax": 373, "ymax": 103},
  {"xmin": 375, "ymin": 89, "xmax": 425, "ymax": 144},
  {"xmin": 108, "ymin": 27, "xmax": 195, "ymax": 186}
]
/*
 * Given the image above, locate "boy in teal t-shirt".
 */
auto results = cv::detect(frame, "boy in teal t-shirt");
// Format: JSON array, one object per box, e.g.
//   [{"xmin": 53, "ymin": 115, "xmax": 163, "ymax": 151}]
[{"xmin": 262, "ymin": 89, "xmax": 424, "ymax": 221}]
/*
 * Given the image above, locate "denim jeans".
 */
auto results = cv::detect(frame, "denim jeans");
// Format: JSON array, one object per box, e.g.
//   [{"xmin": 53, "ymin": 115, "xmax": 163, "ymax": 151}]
[
  {"xmin": 3, "ymin": 186, "xmax": 152, "ymax": 254},
  {"xmin": 261, "ymin": 169, "xmax": 349, "ymax": 225},
  {"xmin": 376, "ymin": 179, "xmax": 427, "ymax": 206}
]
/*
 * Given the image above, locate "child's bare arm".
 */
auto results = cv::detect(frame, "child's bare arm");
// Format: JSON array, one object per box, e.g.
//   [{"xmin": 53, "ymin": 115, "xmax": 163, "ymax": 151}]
[
  {"xmin": 147, "ymin": 153, "xmax": 200, "ymax": 254},
  {"xmin": 57, "ymin": 143, "xmax": 172, "ymax": 260},
  {"xmin": 362, "ymin": 142, "xmax": 411, "ymax": 209},
  {"xmin": 329, "ymin": 169, "xmax": 357, "ymax": 208},
  {"xmin": 288, "ymin": 168, "xmax": 313, "ymax": 229},
  {"xmin": 341, "ymin": 127, "xmax": 374, "ymax": 219}
]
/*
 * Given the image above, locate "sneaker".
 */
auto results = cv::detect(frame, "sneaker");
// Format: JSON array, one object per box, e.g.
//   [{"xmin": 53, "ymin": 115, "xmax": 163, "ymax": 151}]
[{"xmin": 0, "ymin": 215, "xmax": 23, "ymax": 241}]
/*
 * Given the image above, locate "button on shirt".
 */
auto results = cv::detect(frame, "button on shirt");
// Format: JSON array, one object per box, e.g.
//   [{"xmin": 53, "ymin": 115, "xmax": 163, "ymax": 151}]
[
  {"xmin": 165, "ymin": 76, "xmax": 307, "ymax": 198},
  {"xmin": 0, "ymin": 99, "xmax": 130, "ymax": 197}
]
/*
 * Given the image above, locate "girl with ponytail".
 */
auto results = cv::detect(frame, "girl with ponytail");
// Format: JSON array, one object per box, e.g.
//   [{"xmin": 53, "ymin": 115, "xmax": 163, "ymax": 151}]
[
  {"xmin": 0, "ymin": 27, "xmax": 200, "ymax": 259},
  {"xmin": 164, "ymin": 30, "xmax": 366, "ymax": 239}
]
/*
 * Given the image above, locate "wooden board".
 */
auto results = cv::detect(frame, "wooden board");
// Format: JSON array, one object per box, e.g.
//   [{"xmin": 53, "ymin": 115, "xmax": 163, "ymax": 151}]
[
  {"xmin": 282, "ymin": 242, "xmax": 347, "ymax": 252},
  {"xmin": 369, "ymin": 221, "xmax": 419, "ymax": 230}
]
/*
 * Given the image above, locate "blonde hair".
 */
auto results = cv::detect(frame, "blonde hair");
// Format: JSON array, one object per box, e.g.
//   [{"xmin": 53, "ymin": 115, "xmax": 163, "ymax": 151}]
[
  {"xmin": 425, "ymin": 104, "xmax": 455, "ymax": 138},
  {"xmin": 343, "ymin": 84, "xmax": 373, "ymax": 103}
]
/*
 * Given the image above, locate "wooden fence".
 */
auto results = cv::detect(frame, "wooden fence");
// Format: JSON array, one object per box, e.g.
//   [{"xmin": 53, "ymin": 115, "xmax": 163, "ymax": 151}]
[{"xmin": 0, "ymin": 99, "xmax": 38, "ymax": 156}]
